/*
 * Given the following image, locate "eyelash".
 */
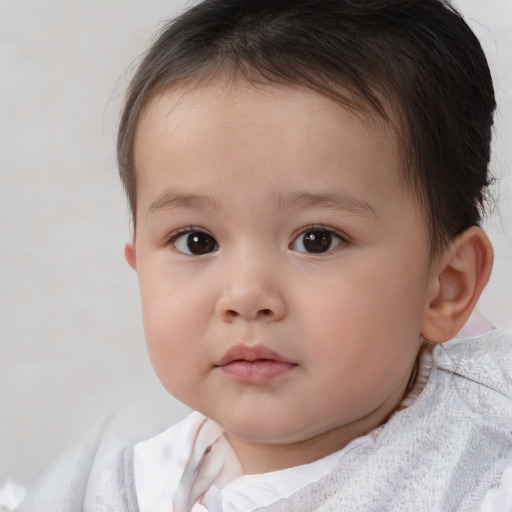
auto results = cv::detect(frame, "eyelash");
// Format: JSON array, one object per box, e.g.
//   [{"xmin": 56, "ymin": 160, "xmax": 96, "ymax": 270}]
[
  {"xmin": 289, "ymin": 225, "xmax": 348, "ymax": 254},
  {"xmin": 165, "ymin": 225, "xmax": 349, "ymax": 256},
  {"xmin": 166, "ymin": 226, "xmax": 218, "ymax": 256}
]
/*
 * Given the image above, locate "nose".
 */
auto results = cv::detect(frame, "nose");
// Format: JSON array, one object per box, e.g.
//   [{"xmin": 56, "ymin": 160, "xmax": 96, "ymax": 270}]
[{"xmin": 214, "ymin": 263, "xmax": 287, "ymax": 323}]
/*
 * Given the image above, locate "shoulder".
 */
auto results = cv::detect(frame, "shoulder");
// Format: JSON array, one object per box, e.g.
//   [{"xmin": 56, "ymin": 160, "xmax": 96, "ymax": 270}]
[
  {"xmin": 17, "ymin": 422, "xmax": 140, "ymax": 512},
  {"xmin": 16, "ymin": 420, "xmax": 110, "ymax": 512},
  {"xmin": 17, "ymin": 420, "xmax": 138, "ymax": 512},
  {"xmin": 82, "ymin": 441, "xmax": 138, "ymax": 512},
  {"xmin": 433, "ymin": 328, "xmax": 512, "ymax": 398},
  {"xmin": 18, "ymin": 394, "xmax": 190, "ymax": 512}
]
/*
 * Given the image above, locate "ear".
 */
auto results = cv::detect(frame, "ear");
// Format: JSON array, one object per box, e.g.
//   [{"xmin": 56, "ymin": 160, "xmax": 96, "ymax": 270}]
[
  {"xmin": 124, "ymin": 241, "xmax": 137, "ymax": 270},
  {"xmin": 421, "ymin": 226, "xmax": 493, "ymax": 343}
]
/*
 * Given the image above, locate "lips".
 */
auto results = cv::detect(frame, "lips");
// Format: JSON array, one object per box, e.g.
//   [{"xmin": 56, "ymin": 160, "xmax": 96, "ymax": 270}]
[{"xmin": 215, "ymin": 344, "xmax": 297, "ymax": 383}]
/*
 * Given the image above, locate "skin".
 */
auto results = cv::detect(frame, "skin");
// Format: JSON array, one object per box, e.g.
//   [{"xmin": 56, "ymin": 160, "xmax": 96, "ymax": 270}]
[{"xmin": 126, "ymin": 81, "xmax": 444, "ymax": 474}]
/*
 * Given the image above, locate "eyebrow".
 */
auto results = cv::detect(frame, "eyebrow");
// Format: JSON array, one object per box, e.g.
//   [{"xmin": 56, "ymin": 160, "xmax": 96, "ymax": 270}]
[
  {"xmin": 276, "ymin": 191, "xmax": 376, "ymax": 218},
  {"xmin": 147, "ymin": 189, "xmax": 376, "ymax": 218},
  {"xmin": 147, "ymin": 192, "xmax": 220, "ymax": 215}
]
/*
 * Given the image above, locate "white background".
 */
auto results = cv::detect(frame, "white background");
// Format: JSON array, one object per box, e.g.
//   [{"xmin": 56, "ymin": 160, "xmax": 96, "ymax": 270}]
[{"xmin": 1, "ymin": 0, "xmax": 511, "ymax": 485}]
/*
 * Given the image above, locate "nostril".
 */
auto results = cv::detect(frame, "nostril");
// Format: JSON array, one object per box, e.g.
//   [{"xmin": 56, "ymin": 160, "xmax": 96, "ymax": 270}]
[{"xmin": 219, "ymin": 307, "xmax": 277, "ymax": 321}]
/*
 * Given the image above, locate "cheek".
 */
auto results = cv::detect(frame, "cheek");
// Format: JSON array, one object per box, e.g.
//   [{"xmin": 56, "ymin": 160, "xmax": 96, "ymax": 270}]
[
  {"xmin": 138, "ymin": 272, "xmax": 213, "ymax": 391},
  {"xmin": 297, "ymin": 254, "xmax": 427, "ymax": 367},
  {"xmin": 142, "ymin": 306, "xmax": 190, "ymax": 393},
  {"xmin": 298, "ymin": 283, "xmax": 421, "ymax": 423}
]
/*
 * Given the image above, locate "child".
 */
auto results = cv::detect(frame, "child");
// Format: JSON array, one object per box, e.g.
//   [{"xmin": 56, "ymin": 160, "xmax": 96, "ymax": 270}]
[{"xmin": 18, "ymin": 0, "xmax": 512, "ymax": 510}]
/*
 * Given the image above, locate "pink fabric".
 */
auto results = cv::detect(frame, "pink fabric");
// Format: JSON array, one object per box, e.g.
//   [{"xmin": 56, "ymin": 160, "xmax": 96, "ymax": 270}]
[{"xmin": 456, "ymin": 310, "xmax": 495, "ymax": 339}]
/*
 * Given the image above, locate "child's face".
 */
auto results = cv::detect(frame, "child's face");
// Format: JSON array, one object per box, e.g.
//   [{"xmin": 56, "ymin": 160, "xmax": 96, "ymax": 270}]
[{"xmin": 129, "ymin": 81, "xmax": 438, "ymax": 468}]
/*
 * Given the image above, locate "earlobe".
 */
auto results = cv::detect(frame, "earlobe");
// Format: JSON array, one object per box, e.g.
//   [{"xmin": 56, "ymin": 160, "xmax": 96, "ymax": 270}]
[
  {"xmin": 421, "ymin": 227, "xmax": 493, "ymax": 343},
  {"xmin": 124, "ymin": 241, "xmax": 137, "ymax": 270}
]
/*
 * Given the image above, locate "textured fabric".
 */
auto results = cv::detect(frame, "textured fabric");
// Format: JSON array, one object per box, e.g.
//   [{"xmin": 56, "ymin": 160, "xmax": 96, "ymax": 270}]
[
  {"xmin": 17, "ymin": 329, "xmax": 512, "ymax": 512},
  {"xmin": 16, "ymin": 422, "xmax": 105, "ymax": 512},
  {"xmin": 480, "ymin": 467, "xmax": 512, "ymax": 511},
  {"xmin": 82, "ymin": 444, "xmax": 138, "ymax": 512}
]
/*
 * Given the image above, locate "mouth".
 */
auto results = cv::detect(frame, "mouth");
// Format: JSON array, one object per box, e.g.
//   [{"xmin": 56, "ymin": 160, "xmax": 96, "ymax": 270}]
[{"xmin": 215, "ymin": 344, "xmax": 297, "ymax": 384}]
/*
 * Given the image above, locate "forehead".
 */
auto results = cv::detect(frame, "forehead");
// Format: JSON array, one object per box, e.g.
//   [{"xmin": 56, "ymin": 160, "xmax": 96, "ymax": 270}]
[
  {"xmin": 136, "ymin": 81, "xmax": 399, "ymax": 173},
  {"xmin": 133, "ymin": 80, "xmax": 417, "ymax": 226}
]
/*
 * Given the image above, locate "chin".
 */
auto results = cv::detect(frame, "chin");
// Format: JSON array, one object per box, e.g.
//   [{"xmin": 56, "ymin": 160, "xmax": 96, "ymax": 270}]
[{"xmin": 219, "ymin": 413, "xmax": 319, "ymax": 445}]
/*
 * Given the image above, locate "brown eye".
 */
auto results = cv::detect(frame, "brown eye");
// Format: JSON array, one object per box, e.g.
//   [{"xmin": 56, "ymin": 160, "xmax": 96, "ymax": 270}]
[
  {"xmin": 291, "ymin": 229, "xmax": 343, "ymax": 253},
  {"xmin": 173, "ymin": 231, "xmax": 218, "ymax": 255}
]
